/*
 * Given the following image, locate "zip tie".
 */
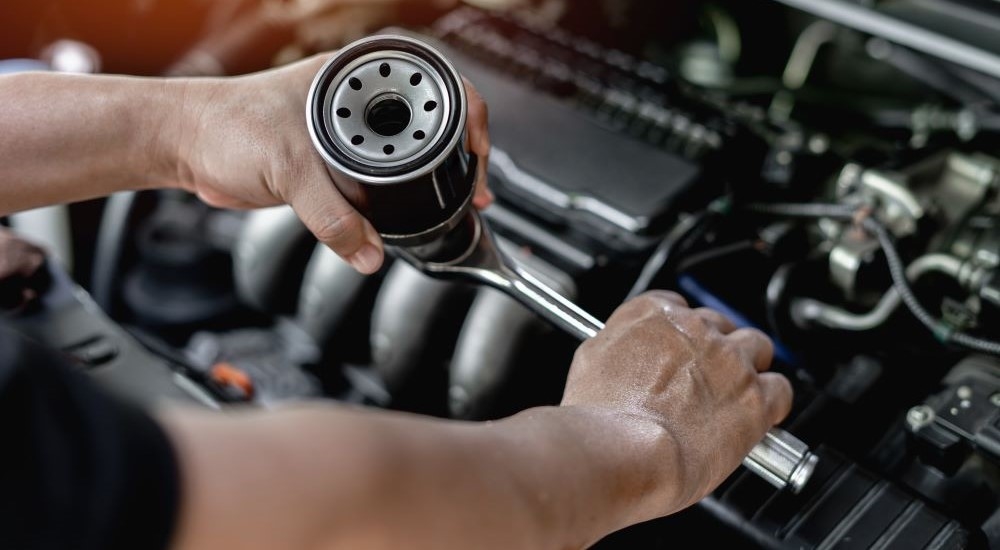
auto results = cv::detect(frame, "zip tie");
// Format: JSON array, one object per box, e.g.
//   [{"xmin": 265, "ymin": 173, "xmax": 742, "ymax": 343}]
[{"xmin": 933, "ymin": 323, "xmax": 954, "ymax": 343}]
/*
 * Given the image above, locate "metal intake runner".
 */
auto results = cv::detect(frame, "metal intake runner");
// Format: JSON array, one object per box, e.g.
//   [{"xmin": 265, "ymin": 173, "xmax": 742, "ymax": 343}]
[{"xmin": 307, "ymin": 34, "xmax": 818, "ymax": 494}]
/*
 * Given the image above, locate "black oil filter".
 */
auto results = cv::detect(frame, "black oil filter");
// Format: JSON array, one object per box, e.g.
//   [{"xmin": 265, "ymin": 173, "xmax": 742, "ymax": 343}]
[{"xmin": 307, "ymin": 35, "xmax": 476, "ymax": 247}]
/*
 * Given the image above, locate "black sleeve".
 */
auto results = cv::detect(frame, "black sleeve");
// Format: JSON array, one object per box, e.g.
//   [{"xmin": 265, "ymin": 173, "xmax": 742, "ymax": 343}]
[{"xmin": 0, "ymin": 325, "xmax": 180, "ymax": 550}]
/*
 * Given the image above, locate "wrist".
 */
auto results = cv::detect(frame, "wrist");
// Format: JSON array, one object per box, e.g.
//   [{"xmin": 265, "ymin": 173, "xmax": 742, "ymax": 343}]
[
  {"xmin": 498, "ymin": 405, "xmax": 684, "ymax": 544},
  {"xmin": 561, "ymin": 405, "xmax": 686, "ymax": 524},
  {"xmin": 127, "ymin": 78, "xmax": 186, "ymax": 192},
  {"xmin": 139, "ymin": 77, "xmax": 220, "ymax": 193}
]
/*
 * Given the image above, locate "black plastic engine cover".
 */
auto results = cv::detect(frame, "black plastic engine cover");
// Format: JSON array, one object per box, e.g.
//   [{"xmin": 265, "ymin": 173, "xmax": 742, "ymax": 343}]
[
  {"xmin": 708, "ymin": 447, "xmax": 976, "ymax": 549},
  {"xmin": 428, "ymin": 11, "xmax": 705, "ymax": 252}
]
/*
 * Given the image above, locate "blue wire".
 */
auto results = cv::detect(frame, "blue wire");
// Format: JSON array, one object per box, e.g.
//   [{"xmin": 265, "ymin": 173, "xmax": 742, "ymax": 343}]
[{"xmin": 678, "ymin": 274, "xmax": 799, "ymax": 366}]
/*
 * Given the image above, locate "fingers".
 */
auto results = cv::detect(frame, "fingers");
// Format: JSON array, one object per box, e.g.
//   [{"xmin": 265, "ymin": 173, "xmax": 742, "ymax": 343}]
[
  {"xmin": 694, "ymin": 307, "xmax": 736, "ymax": 334},
  {"xmin": 758, "ymin": 372, "xmax": 794, "ymax": 425},
  {"xmin": 727, "ymin": 328, "xmax": 775, "ymax": 372},
  {"xmin": 285, "ymin": 166, "xmax": 385, "ymax": 275},
  {"xmin": 0, "ymin": 233, "xmax": 45, "ymax": 279},
  {"xmin": 463, "ymin": 78, "xmax": 493, "ymax": 210},
  {"xmin": 618, "ymin": 294, "xmax": 772, "ymax": 373}
]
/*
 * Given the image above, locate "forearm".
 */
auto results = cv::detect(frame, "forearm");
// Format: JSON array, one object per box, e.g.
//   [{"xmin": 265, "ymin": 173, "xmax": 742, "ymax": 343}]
[
  {"xmin": 0, "ymin": 72, "xmax": 181, "ymax": 215},
  {"xmin": 162, "ymin": 404, "xmax": 677, "ymax": 550}
]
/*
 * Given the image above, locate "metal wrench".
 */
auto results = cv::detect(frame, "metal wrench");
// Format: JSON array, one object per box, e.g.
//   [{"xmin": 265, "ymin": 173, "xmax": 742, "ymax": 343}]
[{"xmin": 394, "ymin": 209, "xmax": 818, "ymax": 494}]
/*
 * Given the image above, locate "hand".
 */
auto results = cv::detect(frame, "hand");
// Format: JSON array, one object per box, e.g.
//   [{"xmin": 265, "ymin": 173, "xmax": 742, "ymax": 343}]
[
  {"xmin": 0, "ymin": 229, "xmax": 49, "ymax": 311},
  {"xmin": 170, "ymin": 53, "xmax": 492, "ymax": 274},
  {"xmin": 561, "ymin": 291, "xmax": 793, "ymax": 520}
]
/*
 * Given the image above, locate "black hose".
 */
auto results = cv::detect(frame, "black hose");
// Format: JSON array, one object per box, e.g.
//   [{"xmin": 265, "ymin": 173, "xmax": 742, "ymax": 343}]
[
  {"xmin": 626, "ymin": 211, "xmax": 713, "ymax": 300},
  {"xmin": 765, "ymin": 262, "xmax": 796, "ymax": 345},
  {"xmin": 861, "ymin": 217, "xmax": 1000, "ymax": 355},
  {"xmin": 676, "ymin": 240, "xmax": 756, "ymax": 274},
  {"xmin": 745, "ymin": 202, "xmax": 1000, "ymax": 355}
]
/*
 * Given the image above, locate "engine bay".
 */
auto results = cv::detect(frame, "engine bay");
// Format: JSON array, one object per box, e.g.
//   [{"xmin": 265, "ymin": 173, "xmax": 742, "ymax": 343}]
[{"xmin": 5, "ymin": 0, "xmax": 1000, "ymax": 547}]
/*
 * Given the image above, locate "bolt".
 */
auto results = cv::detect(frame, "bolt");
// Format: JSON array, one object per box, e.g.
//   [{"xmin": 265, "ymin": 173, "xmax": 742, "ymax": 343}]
[
  {"xmin": 808, "ymin": 134, "xmax": 829, "ymax": 154},
  {"xmin": 957, "ymin": 386, "xmax": 973, "ymax": 400},
  {"xmin": 991, "ymin": 393, "xmax": 1000, "ymax": 407},
  {"xmin": 907, "ymin": 405, "xmax": 935, "ymax": 431}
]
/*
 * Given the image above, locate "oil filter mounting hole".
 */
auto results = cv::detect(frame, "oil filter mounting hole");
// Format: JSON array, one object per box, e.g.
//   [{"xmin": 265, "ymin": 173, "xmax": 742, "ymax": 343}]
[{"xmin": 366, "ymin": 94, "xmax": 411, "ymax": 137}]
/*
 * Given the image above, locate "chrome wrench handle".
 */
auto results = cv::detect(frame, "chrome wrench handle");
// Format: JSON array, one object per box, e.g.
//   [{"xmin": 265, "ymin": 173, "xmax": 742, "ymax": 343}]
[{"xmin": 394, "ymin": 210, "xmax": 818, "ymax": 494}]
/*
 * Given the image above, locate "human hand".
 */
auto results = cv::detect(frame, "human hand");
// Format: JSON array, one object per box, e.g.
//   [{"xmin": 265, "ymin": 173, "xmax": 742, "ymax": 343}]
[
  {"xmin": 0, "ymin": 229, "xmax": 48, "ymax": 311},
  {"xmin": 561, "ymin": 291, "xmax": 793, "ymax": 520},
  {"xmin": 169, "ymin": 53, "xmax": 492, "ymax": 274}
]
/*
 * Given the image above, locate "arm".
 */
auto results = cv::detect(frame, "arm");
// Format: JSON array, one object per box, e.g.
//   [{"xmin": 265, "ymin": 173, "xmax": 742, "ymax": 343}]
[
  {"xmin": 0, "ymin": 56, "xmax": 492, "ymax": 274},
  {"xmin": 0, "ymin": 72, "xmax": 179, "ymax": 213},
  {"xmin": 163, "ymin": 292, "xmax": 792, "ymax": 550},
  {"xmin": 1, "ymin": 57, "xmax": 791, "ymax": 548},
  {"xmin": 163, "ymin": 405, "xmax": 664, "ymax": 550}
]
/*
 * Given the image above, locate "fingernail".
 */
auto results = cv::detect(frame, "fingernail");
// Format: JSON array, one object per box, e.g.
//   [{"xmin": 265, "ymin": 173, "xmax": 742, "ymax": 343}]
[{"xmin": 350, "ymin": 244, "xmax": 382, "ymax": 274}]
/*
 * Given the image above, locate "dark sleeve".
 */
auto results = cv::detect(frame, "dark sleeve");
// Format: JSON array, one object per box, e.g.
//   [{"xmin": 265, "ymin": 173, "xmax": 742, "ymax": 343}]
[{"xmin": 0, "ymin": 325, "xmax": 180, "ymax": 550}]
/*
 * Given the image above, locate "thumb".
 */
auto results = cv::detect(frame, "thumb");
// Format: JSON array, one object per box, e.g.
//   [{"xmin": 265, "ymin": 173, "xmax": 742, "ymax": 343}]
[{"xmin": 284, "ymin": 165, "xmax": 385, "ymax": 274}]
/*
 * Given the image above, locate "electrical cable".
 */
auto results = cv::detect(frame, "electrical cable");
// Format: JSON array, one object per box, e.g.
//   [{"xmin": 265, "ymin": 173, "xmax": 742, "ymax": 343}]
[
  {"xmin": 626, "ymin": 211, "xmax": 712, "ymax": 300},
  {"xmin": 125, "ymin": 327, "xmax": 242, "ymax": 403},
  {"xmin": 676, "ymin": 239, "xmax": 757, "ymax": 274},
  {"xmin": 627, "ymin": 197, "xmax": 738, "ymax": 300},
  {"xmin": 766, "ymin": 262, "xmax": 798, "ymax": 344},
  {"xmin": 863, "ymin": 217, "xmax": 1000, "ymax": 355},
  {"xmin": 744, "ymin": 202, "xmax": 1000, "ymax": 355}
]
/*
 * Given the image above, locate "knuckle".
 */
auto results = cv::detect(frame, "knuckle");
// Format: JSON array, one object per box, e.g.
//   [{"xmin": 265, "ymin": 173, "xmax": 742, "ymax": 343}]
[
  {"xmin": 699, "ymin": 308, "xmax": 732, "ymax": 329},
  {"xmin": 693, "ymin": 307, "xmax": 714, "ymax": 319},
  {"xmin": 759, "ymin": 334, "xmax": 775, "ymax": 358},
  {"xmin": 743, "ymin": 384, "xmax": 766, "ymax": 414},
  {"xmin": 694, "ymin": 310, "xmax": 721, "ymax": 332},
  {"xmin": 638, "ymin": 296, "xmax": 678, "ymax": 325},
  {"xmin": 733, "ymin": 327, "xmax": 772, "ymax": 349},
  {"xmin": 620, "ymin": 293, "xmax": 659, "ymax": 315},
  {"xmin": 716, "ymin": 340, "xmax": 746, "ymax": 368},
  {"xmin": 675, "ymin": 310, "xmax": 707, "ymax": 335},
  {"xmin": 312, "ymin": 210, "xmax": 363, "ymax": 249},
  {"xmin": 641, "ymin": 290, "xmax": 688, "ymax": 309},
  {"xmin": 743, "ymin": 326, "xmax": 770, "ymax": 341}
]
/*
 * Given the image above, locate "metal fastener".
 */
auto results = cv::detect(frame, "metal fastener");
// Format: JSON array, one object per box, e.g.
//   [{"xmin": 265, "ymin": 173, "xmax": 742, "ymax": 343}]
[{"xmin": 907, "ymin": 405, "xmax": 935, "ymax": 430}]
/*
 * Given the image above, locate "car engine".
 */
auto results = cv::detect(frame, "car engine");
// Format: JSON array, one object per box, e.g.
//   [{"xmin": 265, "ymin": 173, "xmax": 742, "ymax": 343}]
[{"xmin": 4, "ymin": 0, "xmax": 1000, "ymax": 547}]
